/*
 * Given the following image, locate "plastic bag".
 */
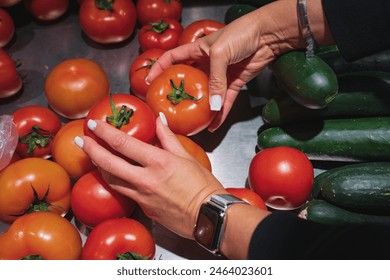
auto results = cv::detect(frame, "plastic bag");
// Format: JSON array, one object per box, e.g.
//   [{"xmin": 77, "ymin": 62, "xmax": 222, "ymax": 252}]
[{"xmin": 0, "ymin": 115, "xmax": 18, "ymax": 171}]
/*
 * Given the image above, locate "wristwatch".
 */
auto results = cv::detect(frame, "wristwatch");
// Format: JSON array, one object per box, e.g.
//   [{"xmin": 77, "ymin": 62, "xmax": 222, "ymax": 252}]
[{"xmin": 193, "ymin": 194, "xmax": 247, "ymax": 255}]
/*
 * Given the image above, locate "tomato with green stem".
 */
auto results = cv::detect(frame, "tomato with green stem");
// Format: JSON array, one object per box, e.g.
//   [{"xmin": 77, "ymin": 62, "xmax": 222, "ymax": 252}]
[
  {"xmin": 136, "ymin": 0, "xmax": 182, "ymax": 27},
  {"xmin": 178, "ymin": 19, "xmax": 225, "ymax": 46},
  {"xmin": 0, "ymin": 211, "xmax": 82, "ymax": 260},
  {"xmin": 146, "ymin": 64, "xmax": 216, "ymax": 136},
  {"xmin": 81, "ymin": 217, "xmax": 155, "ymax": 260},
  {"xmin": 13, "ymin": 105, "xmax": 62, "ymax": 159}
]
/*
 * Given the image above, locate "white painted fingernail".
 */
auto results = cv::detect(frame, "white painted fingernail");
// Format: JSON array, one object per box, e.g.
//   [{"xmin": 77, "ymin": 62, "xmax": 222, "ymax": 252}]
[
  {"xmin": 210, "ymin": 95, "xmax": 222, "ymax": 111},
  {"xmin": 87, "ymin": 119, "xmax": 97, "ymax": 131},
  {"xmin": 159, "ymin": 112, "xmax": 168, "ymax": 126},
  {"xmin": 145, "ymin": 76, "xmax": 151, "ymax": 86},
  {"xmin": 74, "ymin": 136, "xmax": 84, "ymax": 148}
]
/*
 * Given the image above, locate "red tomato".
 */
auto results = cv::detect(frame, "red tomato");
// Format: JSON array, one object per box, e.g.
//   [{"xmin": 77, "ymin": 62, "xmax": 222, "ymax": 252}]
[
  {"xmin": 0, "ymin": 212, "xmax": 82, "ymax": 260},
  {"xmin": 81, "ymin": 217, "xmax": 155, "ymax": 260},
  {"xmin": 79, "ymin": 0, "xmax": 136, "ymax": 44},
  {"xmin": 136, "ymin": 0, "xmax": 182, "ymax": 27},
  {"xmin": 0, "ymin": 158, "xmax": 72, "ymax": 223},
  {"xmin": 71, "ymin": 169, "xmax": 136, "ymax": 228},
  {"xmin": 129, "ymin": 48, "xmax": 165, "ymax": 100},
  {"xmin": 44, "ymin": 58, "xmax": 110, "ymax": 119},
  {"xmin": 178, "ymin": 19, "xmax": 225, "ymax": 46},
  {"xmin": 138, "ymin": 18, "xmax": 183, "ymax": 52},
  {"xmin": 0, "ymin": 8, "xmax": 14, "ymax": 47},
  {"xmin": 84, "ymin": 94, "xmax": 157, "ymax": 154},
  {"xmin": 0, "ymin": 48, "xmax": 22, "ymax": 99},
  {"xmin": 13, "ymin": 105, "xmax": 62, "ymax": 159},
  {"xmin": 225, "ymin": 187, "xmax": 267, "ymax": 210},
  {"xmin": 0, "ymin": 0, "xmax": 21, "ymax": 7},
  {"xmin": 51, "ymin": 119, "xmax": 96, "ymax": 179},
  {"xmin": 248, "ymin": 146, "xmax": 314, "ymax": 210},
  {"xmin": 24, "ymin": 0, "xmax": 69, "ymax": 21},
  {"xmin": 146, "ymin": 64, "xmax": 216, "ymax": 136}
]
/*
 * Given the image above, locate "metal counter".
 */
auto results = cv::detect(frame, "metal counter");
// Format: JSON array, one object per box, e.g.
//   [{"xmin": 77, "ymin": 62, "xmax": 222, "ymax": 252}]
[{"xmin": 0, "ymin": 0, "xmax": 272, "ymax": 259}]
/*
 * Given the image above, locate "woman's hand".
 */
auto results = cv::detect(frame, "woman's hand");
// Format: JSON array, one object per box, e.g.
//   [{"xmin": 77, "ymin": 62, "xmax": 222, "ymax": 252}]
[{"xmin": 75, "ymin": 115, "xmax": 226, "ymax": 239}]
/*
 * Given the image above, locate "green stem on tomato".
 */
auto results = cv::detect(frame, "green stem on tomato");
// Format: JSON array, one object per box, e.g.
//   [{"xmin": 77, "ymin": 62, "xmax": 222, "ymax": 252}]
[
  {"xmin": 22, "ymin": 255, "xmax": 44, "ymax": 260},
  {"xmin": 18, "ymin": 125, "xmax": 53, "ymax": 155},
  {"xmin": 166, "ymin": 79, "xmax": 202, "ymax": 105},
  {"xmin": 149, "ymin": 20, "xmax": 169, "ymax": 34},
  {"xmin": 106, "ymin": 96, "xmax": 134, "ymax": 128},
  {"xmin": 116, "ymin": 252, "xmax": 150, "ymax": 260},
  {"xmin": 135, "ymin": 59, "xmax": 157, "ymax": 72},
  {"xmin": 95, "ymin": 0, "xmax": 115, "ymax": 12}
]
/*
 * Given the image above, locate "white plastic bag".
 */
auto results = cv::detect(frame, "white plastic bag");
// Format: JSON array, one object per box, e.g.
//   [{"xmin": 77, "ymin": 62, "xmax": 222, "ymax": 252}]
[{"xmin": 0, "ymin": 115, "xmax": 18, "ymax": 171}]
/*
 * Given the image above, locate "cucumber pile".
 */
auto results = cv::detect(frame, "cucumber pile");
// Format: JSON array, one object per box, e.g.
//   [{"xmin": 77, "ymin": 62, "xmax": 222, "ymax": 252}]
[
  {"xmin": 224, "ymin": 0, "xmax": 275, "ymax": 24},
  {"xmin": 258, "ymin": 46, "xmax": 390, "ymax": 225}
]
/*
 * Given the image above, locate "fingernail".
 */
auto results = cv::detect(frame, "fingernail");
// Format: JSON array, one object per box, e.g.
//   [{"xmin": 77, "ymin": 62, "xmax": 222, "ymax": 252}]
[
  {"xmin": 159, "ymin": 112, "xmax": 168, "ymax": 126},
  {"xmin": 210, "ymin": 95, "xmax": 222, "ymax": 111},
  {"xmin": 74, "ymin": 136, "xmax": 84, "ymax": 148},
  {"xmin": 87, "ymin": 119, "xmax": 97, "ymax": 131},
  {"xmin": 145, "ymin": 76, "xmax": 151, "ymax": 86}
]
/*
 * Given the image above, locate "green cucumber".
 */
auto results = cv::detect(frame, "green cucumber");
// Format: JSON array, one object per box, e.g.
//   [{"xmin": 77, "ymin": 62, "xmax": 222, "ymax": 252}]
[
  {"xmin": 300, "ymin": 199, "xmax": 390, "ymax": 226},
  {"xmin": 224, "ymin": 4, "xmax": 257, "ymax": 24},
  {"xmin": 257, "ymin": 117, "xmax": 390, "ymax": 162},
  {"xmin": 235, "ymin": 0, "xmax": 275, "ymax": 8},
  {"xmin": 313, "ymin": 162, "xmax": 390, "ymax": 214},
  {"xmin": 338, "ymin": 71, "xmax": 390, "ymax": 93},
  {"xmin": 261, "ymin": 90, "xmax": 390, "ymax": 125},
  {"xmin": 271, "ymin": 51, "xmax": 339, "ymax": 109}
]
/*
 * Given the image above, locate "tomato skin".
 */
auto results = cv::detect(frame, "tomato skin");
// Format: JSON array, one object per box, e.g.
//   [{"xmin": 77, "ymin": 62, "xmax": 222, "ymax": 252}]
[
  {"xmin": 178, "ymin": 19, "xmax": 225, "ymax": 46},
  {"xmin": 81, "ymin": 217, "xmax": 155, "ymax": 260},
  {"xmin": 24, "ymin": 0, "xmax": 69, "ymax": 21},
  {"xmin": 129, "ymin": 48, "xmax": 165, "ymax": 100},
  {"xmin": 44, "ymin": 58, "xmax": 110, "ymax": 119},
  {"xmin": 225, "ymin": 187, "xmax": 267, "ymax": 210},
  {"xmin": 0, "ymin": 8, "xmax": 14, "ymax": 47},
  {"xmin": 136, "ymin": 0, "xmax": 182, "ymax": 27},
  {"xmin": 175, "ymin": 134, "xmax": 212, "ymax": 171},
  {"xmin": 0, "ymin": 0, "xmax": 21, "ymax": 7},
  {"xmin": 0, "ymin": 158, "xmax": 72, "ymax": 223},
  {"xmin": 84, "ymin": 94, "xmax": 157, "ymax": 153},
  {"xmin": 0, "ymin": 212, "xmax": 82, "ymax": 260},
  {"xmin": 146, "ymin": 64, "xmax": 216, "ymax": 136},
  {"xmin": 51, "ymin": 119, "xmax": 96, "ymax": 179},
  {"xmin": 13, "ymin": 105, "xmax": 62, "ymax": 159},
  {"xmin": 0, "ymin": 48, "xmax": 22, "ymax": 99},
  {"xmin": 138, "ymin": 18, "xmax": 183, "ymax": 52},
  {"xmin": 71, "ymin": 169, "xmax": 136, "ymax": 228},
  {"xmin": 248, "ymin": 146, "xmax": 314, "ymax": 210},
  {"xmin": 79, "ymin": 0, "xmax": 137, "ymax": 44}
]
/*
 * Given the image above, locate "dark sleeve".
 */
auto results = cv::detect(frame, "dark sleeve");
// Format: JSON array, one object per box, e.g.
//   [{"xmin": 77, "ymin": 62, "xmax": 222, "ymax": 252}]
[
  {"xmin": 248, "ymin": 211, "xmax": 390, "ymax": 259},
  {"xmin": 321, "ymin": 0, "xmax": 390, "ymax": 61}
]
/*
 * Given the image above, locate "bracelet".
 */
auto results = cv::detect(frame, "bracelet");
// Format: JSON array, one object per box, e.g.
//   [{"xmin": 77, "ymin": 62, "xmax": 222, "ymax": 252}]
[{"xmin": 297, "ymin": 0, "xmax": 317, "ymax": 57}]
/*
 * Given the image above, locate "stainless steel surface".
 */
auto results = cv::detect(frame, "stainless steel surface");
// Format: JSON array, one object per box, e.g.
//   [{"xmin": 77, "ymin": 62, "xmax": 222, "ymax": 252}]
[{"xmin": 0, "ymin": 0, "xmax": 271, "ymax": 260}]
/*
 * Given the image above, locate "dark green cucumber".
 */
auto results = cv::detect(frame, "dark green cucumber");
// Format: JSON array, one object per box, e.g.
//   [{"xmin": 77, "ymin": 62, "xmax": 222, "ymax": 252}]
[
  {"xmin": 317, "ymin": 47, "xmax": 390, "ymax": 74},
  {"xmin": 300, "ymin": 199, "xmax": 390, "ymax": 226},
  {"xmin": 271, "ymin": 51, "xmax": 339, "ymax": 109},
  {"xmin": 224, "ymin": 4, "xmax": 257, "ymax": 24},
  {"xmin": 257, "ymin": 117, "xmax": 390, "ymax": 162},
  {"xmin": 235, "ymin": 0, "xmax": 275, "ymax": 8},
  {"xmin": 338, "ymin": 71, "xmax": 390, "ymax": 93},
  {"xmin": 313, "ymin": 162, "xmax": 390, "ymax": 214},
  {"xmin": 261, "ymin": 90, "xmax": 390, "ymax": 125}
]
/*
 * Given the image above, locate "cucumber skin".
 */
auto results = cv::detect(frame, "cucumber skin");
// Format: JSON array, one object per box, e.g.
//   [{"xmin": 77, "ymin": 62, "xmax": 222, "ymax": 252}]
[
  {"xmin": 235, "ymin": 0, "xmax": 275, "ymax": 8},
  {"xmin": 257, "ymin": 117, "xmax": 390, "ymax": 162},
  {"xmin": 272, "ymin": 51, "xmax": 339, "ymax": 109},
  {"xmin": 302, "ymin": 200, "xmax": 390, "ymax": 226},
  {"xmin": 261, "ymin": 90, "xmax": 390, "ymax": 126},
  {"xmin": 224, "ymin": 4, "xmax": 257, "ymax": 24},
  {"xmin": 313, "ymin": 162, "xmax": 390, "ymax": 214},
  {"xmin": 338, "ymin": 71, "xmax": 390, "ymax": 93}
]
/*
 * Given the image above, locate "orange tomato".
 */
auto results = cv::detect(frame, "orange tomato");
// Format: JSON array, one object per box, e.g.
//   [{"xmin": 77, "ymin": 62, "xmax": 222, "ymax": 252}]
[
  {"xmin": 176, "ymin": 134, "xmax": 212, "ymax": 171},
  {"xmin": 225, "ymin": 187, "xmax": 267, "ymax": 210}
]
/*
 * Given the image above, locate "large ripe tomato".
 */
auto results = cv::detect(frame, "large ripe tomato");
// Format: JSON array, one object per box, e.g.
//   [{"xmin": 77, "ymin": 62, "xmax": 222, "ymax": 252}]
[
  {"xmin": 178, "ymin": 19, "xmax": 225, "ymax": 46},
  {"xmin": 0, "ymin": 158, "xmax": 72, "ymax": 223},
  {"xmin": 136, "ymin": 0, "xmax": 182, "ymax": 27},
  {"xmin": 71, "ymin": 169, "xmax": 136, "ymax": 228},
  {"xmin": 225, "ymin": 187, "xmax": 267, "ymax": 210},
  {"xmin": 23, "ymin": 0, "xmax": 69, "ymax": 21},
  {"xmin": 129, "ymin": 48, "xmax": 165, "ymax": 100},
  {"xmin": 51, "ymin": 119, "xmax": 96, "ymax": 179},
  {"xmin": 79, "ymin": 0, "xmax": 137, "ymax": 44},
  {"xmin": 13, "ymin": 105, "xmax": 62, "ymax": 159},
  {"xmin": 0, "ymin": 0, "xmax": 21, "ymax": 7},
  {"xmin": 84, "ymin": 94, "xmax": 157, "ymax": 154},
  {"xmin": 138, "ymin": 18, "xmax": 183, "ymax": 52},
  {"xmin": 0, "ymin": 48, "xmax": 22, "ymax": 99},
  {"xmin": 44, "ymin": 58, "xmax": 110, "ymax": 119},
  {"xmin": 81, "ymin": 217, "xmax": 155, "ymax": 260},
  {"xmin": 0, "ymin": 8, "xmax": 14, "ymax": 47},
  {"xmin": 248, "ymin": 146, "xmax": 314, "ymax": 210},
  {"xmin": 146, "ymin": 64, "xmax": 217, "ymax": 135},
  {"xmin": 0, "ymin": 211, "xmax": 82, "ymax": 260}
]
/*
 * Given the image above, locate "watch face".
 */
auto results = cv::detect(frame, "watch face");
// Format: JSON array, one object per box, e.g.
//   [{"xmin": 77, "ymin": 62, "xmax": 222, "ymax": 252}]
[{"xmin": 194, "ymin": 204, "xmax": 223, "ymax": 250}]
